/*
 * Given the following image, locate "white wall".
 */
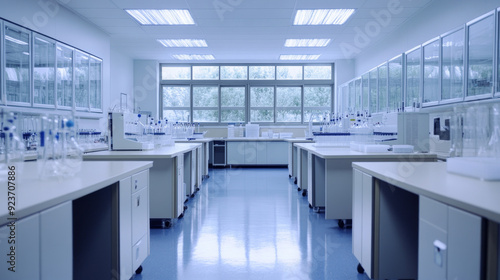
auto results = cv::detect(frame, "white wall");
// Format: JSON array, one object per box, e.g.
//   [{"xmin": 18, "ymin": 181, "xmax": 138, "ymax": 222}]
[
  {"xmin": 354, "ymin": 0, "xmax": 499, "ymax": 76},
  {"xmin": 110, "ymin": 47, "xmax": 134, "ymax": 112},
  {"xmin": 0, "ymin": 0, "xmax": 110, "ymax": 125},
  {"xmin": 134, "ymin": 60, "xmax": 160, "ymax": 119}
]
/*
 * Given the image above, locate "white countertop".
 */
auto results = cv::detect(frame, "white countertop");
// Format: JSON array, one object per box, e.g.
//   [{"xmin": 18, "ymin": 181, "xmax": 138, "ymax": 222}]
[
  {"xmin": 284, "ymin": 138, "xmax": 314, "ymax": 143},
  {"xmin": 295, "ymin": 143, "xmax": 437, "ymax": 160},
  {"xmin": 174, "ymin": 138, "xmax": 213, "ymax": 143},
  {"xmin": 0, "ymin": 161, "xmax": 153, "ymax": 226},
  {"xmin": 353, "ymin": 162, "xmax": 500, "ymax": 223},
  {"xmin": 224, "ymin": 137, "xmax": 287, "ymax": 142},
  {"xmin": 84, "ymin": 143, "xmax": 201, "ymax": 159}
]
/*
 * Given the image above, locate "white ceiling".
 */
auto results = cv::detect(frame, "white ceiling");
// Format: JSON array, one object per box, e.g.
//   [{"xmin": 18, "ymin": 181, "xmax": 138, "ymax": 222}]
[{"xmin": 58, "ymin": 0, "xmax": 435, "ymax": 63}]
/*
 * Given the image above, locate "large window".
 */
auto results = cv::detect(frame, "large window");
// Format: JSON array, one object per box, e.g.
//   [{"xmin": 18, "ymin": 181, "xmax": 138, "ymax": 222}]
[
  {"xmin": 250, "ymin": 87, "xmax": 274, "ymax": 122},
  {"xmin": 162, "ymin": 86, "xmax": 190, "ymax": 122},
  {"xmin": 160, "ymin": 64, "xmax": 334, "ymax": 124}
]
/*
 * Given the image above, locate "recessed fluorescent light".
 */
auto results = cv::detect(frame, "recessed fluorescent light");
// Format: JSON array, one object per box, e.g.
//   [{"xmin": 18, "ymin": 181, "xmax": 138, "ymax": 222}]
[
  {"xmin": 5, "ymin": 35, "xmax": 28, "ymax": 45},
  {"xmin": 285, "ymin": 39, "xmax": 331, "ymax": 47},
  {"xmin": 294, "ymin": 9, "xmax": 355, "ymax": 25},
  {"xmin": 280, "ymin": 55, "xmax": 321, "ymax": 60},
  {"xmin": 172, "ymin": 54, "xmax": 215, "ymax": 60},
  {"xmin": 158, "ymin": 39, "xmax": 208, "ymax": 48},
  {"xmin": 125, "ymin": 9, "xmax": 195, "ymax": 25}
]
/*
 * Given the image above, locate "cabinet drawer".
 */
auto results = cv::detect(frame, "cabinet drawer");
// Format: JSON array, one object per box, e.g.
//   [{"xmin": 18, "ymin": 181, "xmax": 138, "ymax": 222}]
[
  {"xmin": 132, "ymin": 187, "xmax": 149, "ymax": 244},
  {"xmin": 132, "ymin": 236, "xmax": 148, "ymax": 271},
  {"xmin": 418, "ymin": 219, "xmax": 447, "ymax": 280},
  {"xmin": 132, "ymin": 170, "xmax": 148, "ymax": 194},
  {"xmin": 420, "ymin": 195, "xmax": 447, "ymax": 231}
]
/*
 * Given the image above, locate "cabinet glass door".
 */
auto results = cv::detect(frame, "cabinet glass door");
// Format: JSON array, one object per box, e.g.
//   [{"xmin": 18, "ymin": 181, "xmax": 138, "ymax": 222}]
[
  {"xmin": 377, "ymin": 63, "xmax": 388, "ymax": 113},
  {"xmin": 467, "ymin": 12, "xmax": 494, "ymax": 99},
  {"xmin": 348, "ymin": 80, "xmax": 355, "ymax": 114},
  {"xmin": 361, "ymin": 73, "xmax": 369, "ymax": 113},
  {"xmin": 405, "ymin": 47, "xmax": 421, "ymax": 109},
  {"xmin": 388, "ymin": 55, "xmax": 403, "ymax": 112},
  {"xmin": 89, "ymin": 56, "xmax": 102, "ymax": 111},
  {"xmin": 497, "ymin": 9, "xmax": 500, "ymax": 96},
  {"xmin": 33, "ymin": 34, "xmax": 56, "ymax": 108},
  {"xmin": 74, "ymin": 50, "xmax": 89, "ymax": 110},
  {"xmin": 56, "ymin": 43, "xmax": 73, "ymax": 109},
  {"xmin": 4, "ymin": 23, "xmax": 30, "ymax": 105},
  {"xmin": 441, "ymin": 28, "xmax": 464, "ymax": 102},
  {"xmin": 355, "ymin": 78, "xmax": 361, "ymax": 113},
  {"xmin": 423, "ymin": 38, "xmax": 440, "ymax": 105},
  {"xmin": 369, "ymin": 68, "xmax": 378, "ymax": 114},
  {"xmin": 0, "ymin": 21, "xmax": 3, "ymax": 104}
]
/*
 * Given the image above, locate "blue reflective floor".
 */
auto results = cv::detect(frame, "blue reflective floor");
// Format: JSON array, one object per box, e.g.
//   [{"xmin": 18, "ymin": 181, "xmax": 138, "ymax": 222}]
[{"xmin": 136, "ymin": 167, "xmax": 370, "ymax": 280}]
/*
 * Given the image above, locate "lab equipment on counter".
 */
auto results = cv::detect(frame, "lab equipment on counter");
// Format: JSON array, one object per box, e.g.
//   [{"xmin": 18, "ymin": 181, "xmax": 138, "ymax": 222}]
[{"xmin": 108, "ymin": 112, "xmax": 154, "ymax": 151}]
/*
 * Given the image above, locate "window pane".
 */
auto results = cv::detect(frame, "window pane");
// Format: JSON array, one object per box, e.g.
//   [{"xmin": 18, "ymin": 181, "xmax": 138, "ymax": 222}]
[
  {"xmin": 193, "ymin": 66, "xmax": 219, "ymax": 80},
  {"xmin": 162, "ymin": 66, "xmax": 191, "ymax": 80},
  {"xmin": 304, "ymin": 65, "xmax": 331, "ymax": 80},
  {"xmin": 33, "ymin": 36, "xmax": 56, "ymax": 106},
  {"xmin": 388, "ymin": 56, "xmax": 402, "ymax": 112},
  {"xmin": 56, "ymin": 44, "xmax": 73, "ymax": 108},
  {"xmin": 467, "ymin": 14, "xmax": 494, "ymax": 97},
  {"xmin": 5, "ymin": 24, "xmax": 30, "ymax": 103},
  {"xmin": 276, "ymin": 110, "xmax": 301, "ymax": 122},
  {"xmin": 89, "ymin": 57, "xmax": 102, "ymax": 110},
  {"xmin": 193, "ymin": 86, "xmax": 218, "ymax": 107},
  {"xmin": 221, "ymin": 66, "xmax": 248, "ymax": 80},
  {"xmin": 163, "ymin": 110, "xmax": 189, "ymax": 122},
  {"xmin": 163, "ymin": 86, "xmax": 190, "ymax": 107},
  {"xmin": 304, "ymin": 110, "xmax": 327, "ymax": 122},
  {"xmin": 221, "ymin": 110, "xmax": 245, "ymax": 123},
  {"xmin": 423, "ymin": 40, "xmax": 440, "ymax": 103},
  {"xmin": 304, "ymin": 86, "xmax": 331, "ymax": 107},
  {"xmin": 277, "ymin": 66, "xmax": 302, "ymax": 80},
  {"xmin": 74, "ymin": 51, "xmax": 89, "ymax": 109},
  {"xmin": 250, "ymin": 87, "xmax": 274, "ymax": 107},
  {"xmin": 442, "ymin": 29, "xmax": 464, "ymax": 100},
  {"xmin": 378, "ymin": 64, "xmax": 388, "ymax": 113},
  {"xmin": 193, "ymin": 110, "xmax": 218, "ymax": 122},
  {"xmin": 276, "ymin": 87, "xmax": 301, "ymax": 107},
  {"xmin": 361, "ymin": 74, "xmax": 369, "ymax": 112},
  {"xmin": 221, "ymin": 87, "xmax": 245, "ymax": 107},
  {"xmin": 406, "ymin": 48, "xmax": 420, "ymax": 108},
  {"xmin": 369, "ymin": 69, "xmax": 378, "ymax": 114},
  {"xmin": 251, "ymin": 110, "xmax": 273, "ymax": 122},
  {"xmin": 249, "ymin": 66, "xmax": 275, "ymax": 80}
]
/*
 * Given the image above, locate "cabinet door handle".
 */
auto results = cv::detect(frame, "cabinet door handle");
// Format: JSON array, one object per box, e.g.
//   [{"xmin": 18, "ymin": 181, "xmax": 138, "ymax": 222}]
[
  {"xmin": 137, "ymin": 196, "xmax": 140, "ymax": 207},
  {"xmin": 433, "ymin": 239, "xmax": 447, "ymax": 267},
  {"xmin": 135, "ymin": 179, "xmax": 138, "ymax": 190}
]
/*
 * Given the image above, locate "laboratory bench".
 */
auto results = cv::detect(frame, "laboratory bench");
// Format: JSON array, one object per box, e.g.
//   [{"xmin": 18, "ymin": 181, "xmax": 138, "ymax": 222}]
[
  {"xmin": 352, "ymin": 161, "xmax": 500, "ymax": 280},
  {"xmin": 0, "ymin": 160, "xmax": 153, "ymax": 280},
  {"xmin": 83, "ymin": 143, "xmax": 202, "ymax": 227},
  {"xmin": 175, "ymin": 138, "xmax": 212, "ymax": 180},
  {"xmin": 294, "ymin": 143, "xmax": 437, "ymax": 225},
  {"xmin": 284, "ymin": 138, "xmax": 314, "ymax": 184},
  {"xmin": 224, "ymin": 138, "xmax": 289, "ymax": 166}
]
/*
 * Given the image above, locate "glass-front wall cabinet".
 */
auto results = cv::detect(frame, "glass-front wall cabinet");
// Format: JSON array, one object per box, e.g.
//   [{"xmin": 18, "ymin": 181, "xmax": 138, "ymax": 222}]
[
  {"xmin": 405, "ymin": 47, "xmax": 421, "ymax": 109},
  {"xmin": 369, "ymin": 68, "xmax": 378, "ymax": 114},
  {"xmin": 467, "ymin": 12, "xmax": 495, "ymax": 98},
  {"xmin": 423, "ymin": 38, "xmax": 440, "ymax": 105},
  {"xmin": 388, "ymin": 55, "xmax": 403, "ymax": 112},
  {"xmin": 441, "ymin": 28, "xmax": 464, "ymax": 102},
  {"xmin": 361, "ymin": 73, "xmax": 369, "ymax": 113},
  {"xmin": 89, "ymin": 56, "xmax": 102, "ymax": 111},
  {"xmin": 355, "ymin": 78, "xmax": 361, "ymax": 113},
  {"xmin": 33, "ymin": 34, "xmax": 56, "ymax": 108},
  {"xmin": 4, "ymin": 23, "xmax": 30, "ymax": 105}
]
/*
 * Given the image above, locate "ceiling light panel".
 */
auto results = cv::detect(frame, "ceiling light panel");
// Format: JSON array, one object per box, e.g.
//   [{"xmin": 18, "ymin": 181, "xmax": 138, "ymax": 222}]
[
  {"xmin": 294, "ymin": 9, "xmax": 355, "ymax": 25},
  {"xmin": 125, "ymin": 9, "xmax": 195, "ymax": 25},
  {"xmin": 284, "ymin": 39, "xmax": 331, "ymax": 47},
  {"xmin": 279, "ymin": 55, "xmax": 320, "ymax": 60},
  {"xmin": 158, "ymin": 39, "xmax": 208, "ymax": 47},
  {"xmin": 172, "ymin": 54, "xmax": 215, "ymax": 60}
]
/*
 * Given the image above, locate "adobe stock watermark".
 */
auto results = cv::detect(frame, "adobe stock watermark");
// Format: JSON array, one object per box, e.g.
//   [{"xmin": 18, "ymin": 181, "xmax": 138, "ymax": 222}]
[
  {"xmin": 340, "ymin": 0, "xmax": 404, "ymax": 58},
  {"xmin": 213, "ymin": 0, "xmax": 245, "ymax": 21},
  {"xmin": 21, "ymin": 0, "xmax": 71, "ymax": 32}
]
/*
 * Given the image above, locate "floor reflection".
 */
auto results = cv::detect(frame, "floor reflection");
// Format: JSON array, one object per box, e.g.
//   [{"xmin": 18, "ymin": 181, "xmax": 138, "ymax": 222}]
[{"xmin": 139, "ymin": 167, "xmax": 370, "ymax": 280}]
